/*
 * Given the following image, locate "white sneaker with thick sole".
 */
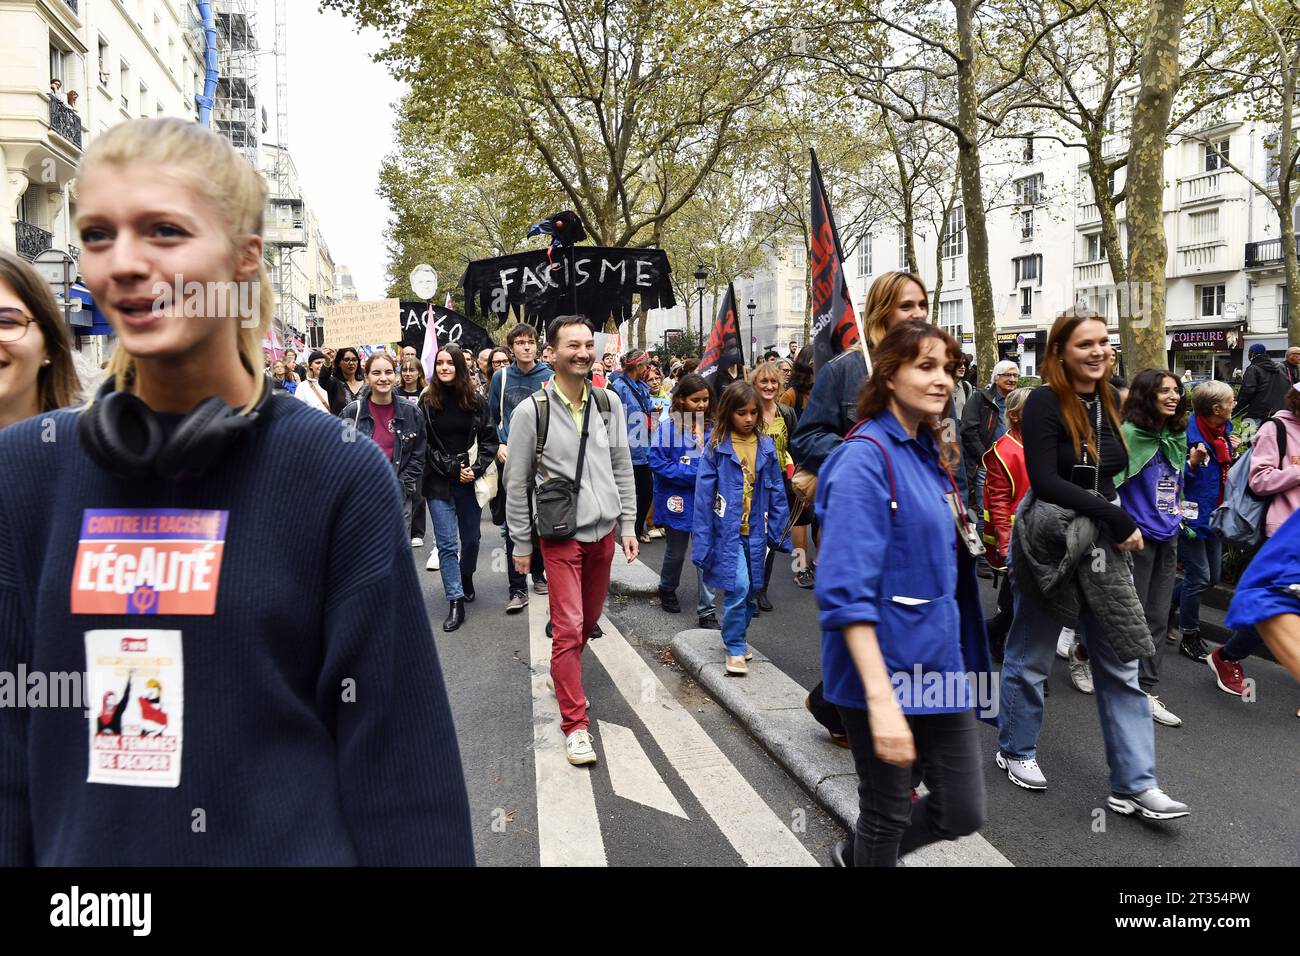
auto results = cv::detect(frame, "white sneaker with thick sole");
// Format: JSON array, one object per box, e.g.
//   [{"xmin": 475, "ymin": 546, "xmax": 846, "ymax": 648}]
[
  {"xmin": 411, "ymin": 537, "xmax": 423, "ymax": 548},
  {"xmin": 426, "ymin": 550, "xmax": 440, "ymax": 571},
  {"xmin": 1056, "ymin": 627, "xmax": 1077, "ymax": 660},
  {"xmin": 565, "ymin": 729, "xmax": 597, "ymax": 766},
  {"xmin": 1107, "ymin": 788, "xmax": 1189, "ymax": 820},
  {"xmin": 1068, "ymin": 645, "xmax": 1094, "ymax": 695},
  {"xmin": 1148, "ymin": 694, "xmax": 1183, "ymax": 727},
  {"xmin": 995, "ymin": 751, "xmax": 1047, "ymax": 790}
]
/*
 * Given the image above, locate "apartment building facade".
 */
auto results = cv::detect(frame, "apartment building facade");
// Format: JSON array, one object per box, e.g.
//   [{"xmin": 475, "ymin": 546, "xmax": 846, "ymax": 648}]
[
  {"xmin": 3, "ymin": 1, "xmax": 212, "ymax": 364},
  {"xmin": 810, "ymin": 98, "xmax": 1297, "ymax": 383}
]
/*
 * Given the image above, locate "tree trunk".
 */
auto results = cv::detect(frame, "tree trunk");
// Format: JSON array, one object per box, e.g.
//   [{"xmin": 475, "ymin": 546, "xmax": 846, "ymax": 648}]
[
  {"xmin": 636, "ymin": 304, "xmax": 648, "ymax": 350},
  {"xmin": 1282, "ymin": 48, "xmax": 1300, "ymax": 347},
  {"xmin": 1124, "ymin": 0, "xmax": 1184, "ymax": 372},
  {"xmin": 955, "ymin": 0, "xmax": 997, "ymax": 381},
  {"xmin": 885, "ymin": 114, "xmax": 918, "ymax": 274},
  {"xmin": 1086, "ymin": 137, "xmax": 1131, "ymax": 360}
]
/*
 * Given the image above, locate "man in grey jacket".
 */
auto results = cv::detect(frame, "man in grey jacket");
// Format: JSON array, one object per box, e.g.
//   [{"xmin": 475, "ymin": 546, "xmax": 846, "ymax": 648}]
[{"xmin": 504, "ymin": 315, "xmax": 639, "ymax": 768}]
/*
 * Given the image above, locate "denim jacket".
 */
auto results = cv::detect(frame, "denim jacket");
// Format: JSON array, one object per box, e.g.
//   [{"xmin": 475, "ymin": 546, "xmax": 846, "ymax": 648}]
[{"xmin": 790, "ymin": 347, "xmax": 968, "ymax": 499}]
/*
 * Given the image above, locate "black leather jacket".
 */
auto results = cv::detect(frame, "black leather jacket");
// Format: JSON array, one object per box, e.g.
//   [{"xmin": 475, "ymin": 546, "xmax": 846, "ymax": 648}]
[{"xmin": 340, "ymin": 389, "xmax": 426, "ymax": 494}]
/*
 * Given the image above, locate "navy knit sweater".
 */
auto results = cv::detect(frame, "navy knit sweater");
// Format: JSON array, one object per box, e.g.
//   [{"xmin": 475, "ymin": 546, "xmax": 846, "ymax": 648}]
[{"xmin": 0, "ymin": 395, "xmax": 474, "ymax": 865}]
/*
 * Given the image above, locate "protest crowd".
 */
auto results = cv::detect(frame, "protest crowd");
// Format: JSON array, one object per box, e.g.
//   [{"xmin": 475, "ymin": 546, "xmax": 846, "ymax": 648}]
[{"xmin": 2, "ymin": 119, "xmax": 1300, "ymax": 869}]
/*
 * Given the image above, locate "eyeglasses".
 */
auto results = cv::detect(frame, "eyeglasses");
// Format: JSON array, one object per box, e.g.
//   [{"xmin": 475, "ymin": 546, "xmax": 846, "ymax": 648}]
[
  {"xmin": 0, "ymin": 311, "xmax": 35, "ymax": 343},
  {"xmin": 492, "ymin": 359, "xmax": 510, "ymax": 367}
]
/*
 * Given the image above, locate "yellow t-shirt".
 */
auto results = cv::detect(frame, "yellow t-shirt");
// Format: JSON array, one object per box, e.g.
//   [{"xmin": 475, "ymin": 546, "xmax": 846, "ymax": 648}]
[
  {"xmin": 733, "ymin": 431, "xmax": 759, "ymax": 536},
  {"xmin": 764, "ymin": 411, "xmax": 793, "ymax": 470}
]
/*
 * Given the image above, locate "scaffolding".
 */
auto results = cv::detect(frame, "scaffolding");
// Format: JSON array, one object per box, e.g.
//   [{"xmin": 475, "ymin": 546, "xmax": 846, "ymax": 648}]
[
  {"xmin": 266, "ymin": 0, "xmax": 301, "ymax": 346},
  {"xmin": 211, "ymin": 0, "xmax": 259, "ymax": 166}
]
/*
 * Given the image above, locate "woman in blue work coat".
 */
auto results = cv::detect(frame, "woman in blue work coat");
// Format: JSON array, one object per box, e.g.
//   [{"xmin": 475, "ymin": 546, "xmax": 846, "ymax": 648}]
[{"xmin": 815, "ymin": 320, "xmax": 992, "ymax": 867}]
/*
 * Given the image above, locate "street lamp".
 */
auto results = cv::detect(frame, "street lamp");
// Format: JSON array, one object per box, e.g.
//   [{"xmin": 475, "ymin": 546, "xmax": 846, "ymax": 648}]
[
  {"xmin": 747, "ymin": 297, "xmax": 757, "ymax": 368},
  {"xmin": 694, "ymin": 264, "xmax": 708, "ymax": 351}
]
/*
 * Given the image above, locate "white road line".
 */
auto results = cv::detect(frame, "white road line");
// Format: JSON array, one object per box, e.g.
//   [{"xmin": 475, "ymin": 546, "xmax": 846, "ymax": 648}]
[
  {"xmin": 597, "ymin": 720, "xmax": 689, "ymax": 820},
  {"xmin": 528, "ymin": 598, "xmax": 606, "ymax": 867},
  {"xmin": 589, "ymin": 616, "xmax": 820, "ymax": 867}
]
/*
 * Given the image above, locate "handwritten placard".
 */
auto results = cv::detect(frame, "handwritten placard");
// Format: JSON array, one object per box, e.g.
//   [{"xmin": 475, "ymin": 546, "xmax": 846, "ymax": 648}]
[{"xmin": 323, "ymin": 299, "xmax": 401, "ymax": 349}]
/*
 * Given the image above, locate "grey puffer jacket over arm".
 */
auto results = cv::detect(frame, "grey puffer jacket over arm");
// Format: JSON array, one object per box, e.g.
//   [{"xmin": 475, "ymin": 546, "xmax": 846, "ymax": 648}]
[{"xmin": 1011, "ymin": 490, "xmax": 1154, "ymax": 662}]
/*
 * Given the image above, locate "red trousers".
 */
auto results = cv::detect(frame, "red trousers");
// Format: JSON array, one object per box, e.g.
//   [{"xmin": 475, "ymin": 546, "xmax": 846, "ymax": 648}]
[{"xmin": 539, "ymin": 529, "xmax": 616, "ymax": 735}]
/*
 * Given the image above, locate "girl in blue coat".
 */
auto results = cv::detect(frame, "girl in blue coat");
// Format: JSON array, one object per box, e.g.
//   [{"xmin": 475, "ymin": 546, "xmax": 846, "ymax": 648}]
[
  {"xmin": 650, "ymin": 373, "xmax": 718, "ymax": 625},
  {"xmin": 693, "ymin": 381, "xmax": 790, "ymax": 674}
]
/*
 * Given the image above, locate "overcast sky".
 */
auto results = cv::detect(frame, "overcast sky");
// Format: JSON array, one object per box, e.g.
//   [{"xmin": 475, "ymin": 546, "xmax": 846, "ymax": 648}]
[{"xmin": 258, "ymin": 3, "xmax": 404, "ymax": 299}]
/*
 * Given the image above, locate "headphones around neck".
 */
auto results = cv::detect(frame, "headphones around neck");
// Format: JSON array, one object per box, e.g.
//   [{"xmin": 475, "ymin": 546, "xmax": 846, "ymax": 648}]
[{"xmin": 78, "ymin": 375, "xmax": 272, "ymax": 481}]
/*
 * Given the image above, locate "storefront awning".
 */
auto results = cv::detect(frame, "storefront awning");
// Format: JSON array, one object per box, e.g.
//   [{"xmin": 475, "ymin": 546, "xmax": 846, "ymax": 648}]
[{"xmin": 68, "ymin": 284, "xmax": 114, "ymax": 336}]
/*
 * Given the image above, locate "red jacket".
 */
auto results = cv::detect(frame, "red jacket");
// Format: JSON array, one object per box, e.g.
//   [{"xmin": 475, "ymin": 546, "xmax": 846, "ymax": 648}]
[{"xmin": 982, "ymin": 432, "xmax": 1027, "ymax": 569}]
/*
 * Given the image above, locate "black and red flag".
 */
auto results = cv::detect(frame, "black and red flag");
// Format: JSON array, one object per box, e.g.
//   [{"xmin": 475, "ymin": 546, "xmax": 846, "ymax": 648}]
[
  {"xmin": 697, "ymin": 282, "xmax": 745, "ymax": 384},
  {"xmin": 809, "ymin": 148, "xmax": 866, "ymax": 373}
]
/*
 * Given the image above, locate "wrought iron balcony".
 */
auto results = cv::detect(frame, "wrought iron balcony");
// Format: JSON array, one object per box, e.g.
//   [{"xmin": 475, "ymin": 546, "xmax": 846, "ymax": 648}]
[
  {"xmin": 1244, "ymin": 236, "xmax": 1300, "ymax": 268},
  {"xmin": 15, "ymin": 222, "xmax": 53, "ymax": 261},
  {"xmin": 48, "ymin": 95, "xmax": 82, "ymax": 148}
]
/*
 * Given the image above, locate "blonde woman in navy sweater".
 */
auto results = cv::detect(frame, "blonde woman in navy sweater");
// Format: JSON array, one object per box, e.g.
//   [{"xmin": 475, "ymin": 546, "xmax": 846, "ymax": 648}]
[{"xmin": 0, "ymin": 118, "xmax": 472, "ymax": 865}]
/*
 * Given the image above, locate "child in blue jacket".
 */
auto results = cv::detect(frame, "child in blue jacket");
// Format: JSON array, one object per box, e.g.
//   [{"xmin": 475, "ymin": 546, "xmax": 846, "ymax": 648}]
[
  {"xmin": 693, "ymin": 381, "xmax": 790, "ymax": 674},
  {"xmin": 650, "ymin": 373, "xmax": 717, "ymax": 626}
]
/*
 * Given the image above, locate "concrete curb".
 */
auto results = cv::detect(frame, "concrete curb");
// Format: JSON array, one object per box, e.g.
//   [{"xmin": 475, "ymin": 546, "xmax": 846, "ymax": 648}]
[
  {"xmin": 608, "ymin": 554, "xmax": 661, "ymax": 596},
  {"xmin": 671, "ymin": 628, "xmax": 1012, "ymax": 867}
]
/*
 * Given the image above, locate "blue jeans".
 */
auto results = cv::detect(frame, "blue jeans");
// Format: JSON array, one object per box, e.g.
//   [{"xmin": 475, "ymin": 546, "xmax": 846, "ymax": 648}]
[
  {"xmin": 1176, "ymin": 533, "xmax": 1222, "ymax": 634},
  {"xmin": 659, "ymin": 527, "xmax": 716, "ymax": 615},
  {"xmin": 428, "ymin": 485, "xmax": 482, "ymax": 601},
  {"xmin": 720, "ymin": 536, "xmax": 754, "ymax": 656},
  {"xmin": 503, "ymin": 523, "xmax": 545, "ymax": 596},
  {"xmin": 1222, "ymin": 627, "xmax": 1262, "ymax": 661},
  {"xmin": 997, "ymin": 549, "xmax": 1157, "ymax": 795}
]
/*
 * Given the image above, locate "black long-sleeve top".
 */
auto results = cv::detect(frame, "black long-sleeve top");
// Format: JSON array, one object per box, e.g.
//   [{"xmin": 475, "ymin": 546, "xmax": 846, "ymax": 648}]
[{"xmin": 1021, "ymin": 385, "xmax": 1136, "ymax": 542}]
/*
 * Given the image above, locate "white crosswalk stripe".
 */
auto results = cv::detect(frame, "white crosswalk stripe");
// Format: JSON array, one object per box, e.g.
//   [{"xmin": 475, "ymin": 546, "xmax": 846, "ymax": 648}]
[
  {"xmin": 528, "ymin": 598, "xmax": 606, "ymax": 867},
  {"xmin": 527, "ymin": 597, "xmax": 817, "ymax": 866},
  {"xmin": 597, "ymin": 720, "xmax": 689, "ymax": 819},
  {"xmin": 588, "ymin": 616, "xmax": 818, "ymax": 866}
]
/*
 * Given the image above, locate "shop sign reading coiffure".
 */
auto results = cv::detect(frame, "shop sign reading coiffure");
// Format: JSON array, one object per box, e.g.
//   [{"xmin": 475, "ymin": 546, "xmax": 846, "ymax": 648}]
[{"xmin": 1170, "ymin": 327, "xmax": 1244, "ymax": 351}]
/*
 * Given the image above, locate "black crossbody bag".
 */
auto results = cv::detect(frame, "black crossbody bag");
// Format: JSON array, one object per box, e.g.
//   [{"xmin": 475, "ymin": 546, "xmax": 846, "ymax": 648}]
[{"xmin": 531, "ymin": 391, "xmax": 594, "ymax": 540}]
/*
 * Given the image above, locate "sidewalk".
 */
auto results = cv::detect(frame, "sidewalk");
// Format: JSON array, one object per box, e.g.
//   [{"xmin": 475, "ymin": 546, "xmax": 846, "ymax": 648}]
[{"xmin": 670, "ymin": 628, "xmax": 1012, "ymax": 867}]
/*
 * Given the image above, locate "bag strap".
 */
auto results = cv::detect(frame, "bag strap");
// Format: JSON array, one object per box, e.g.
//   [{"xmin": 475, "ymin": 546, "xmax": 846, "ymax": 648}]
[
  {"xmin": 532, "ymin": 391, "xmax": 551, "ymax": 481},
  {"xmin": 572, "ymin": 389, "xmax": 595, "ymax": 494},
  {"xmin": 499, "ymin": 368, "xmax": 508, "ymax": 427},
  {"xmin": 845, "ymin": 424, "xmax": 898, "ymax": 517},
  {"xmin": 1270, "ymin": 416, "xmax": 1288, "ymax": 463}
]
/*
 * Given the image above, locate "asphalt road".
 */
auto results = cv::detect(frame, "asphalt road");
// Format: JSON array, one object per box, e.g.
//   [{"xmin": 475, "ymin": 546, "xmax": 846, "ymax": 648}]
[
  {"xmin": 418, "ymin": 517, "xmax": 1298, "ymax": 867},
  {"xmin": 416, "ymin": 520, "xmax": 842, "ymax": 868},
  {"xmin": 621, "ymin": 533, "xmax": 1300, "ymax": 867}
]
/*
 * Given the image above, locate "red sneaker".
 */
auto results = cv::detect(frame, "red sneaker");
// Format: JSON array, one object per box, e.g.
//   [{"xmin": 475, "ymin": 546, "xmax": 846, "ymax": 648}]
[{"xmin": 1208, "ymin": 648, "xmax": 1247, "ymax": 696}]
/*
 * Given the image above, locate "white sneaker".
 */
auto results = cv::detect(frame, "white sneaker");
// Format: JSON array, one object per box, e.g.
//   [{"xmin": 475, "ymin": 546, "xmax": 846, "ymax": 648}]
[
  {"xmin": 1148, "ymin": 694, "xmax": 1183, "ymax": 727},
  {"xmin": 1067, "ymin": 644, "xmax": 1094, "ymax": 695},
  {"xmin": 411, "ymin": 537, "xmax": 423, "ymax": 548},
  {"xmin": 1056, "ymin": 627, "xmax": 1076, "ymax": 660},
  {"xmin": 426, "ymin": 550, "xmax": 440, "ymax": 571},
  {"xmin": 1108, "ymin": 787, "xmax": 1189, "ymax": 820},
  {"xmin": 565, "ymin": 729, "xmax": 597, "ymax": 766},
  {"xmin": 994, "ymin": 751, "xmax": 1047, "ymax": 790}
]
